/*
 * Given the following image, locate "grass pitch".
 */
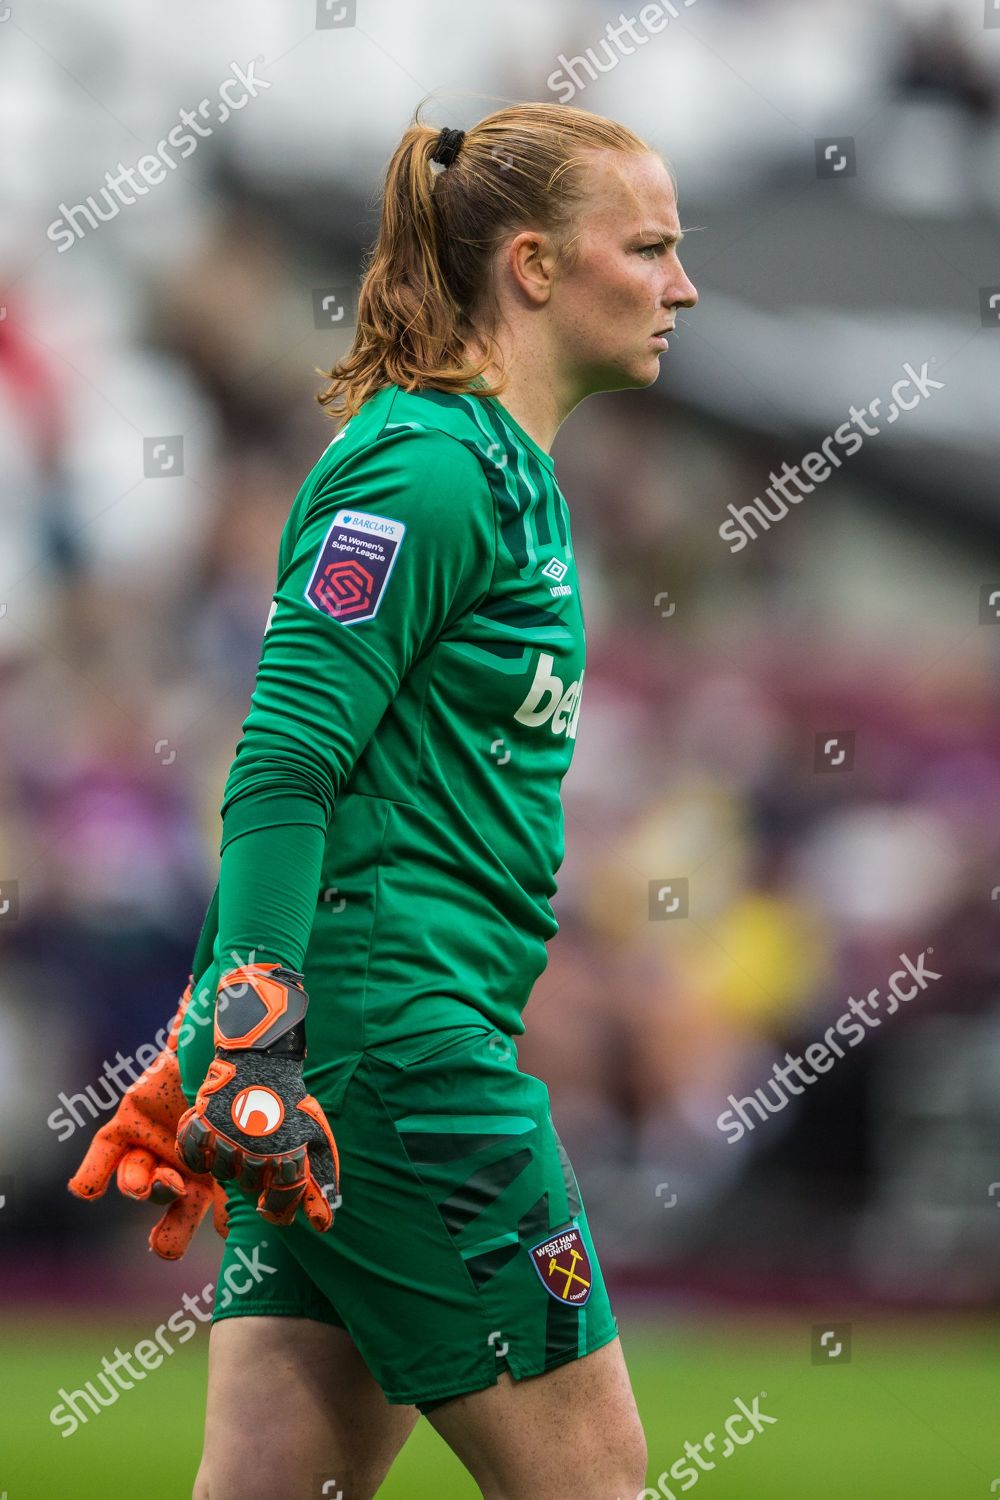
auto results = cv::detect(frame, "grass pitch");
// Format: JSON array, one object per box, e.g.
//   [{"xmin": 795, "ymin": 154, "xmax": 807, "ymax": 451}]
[{"xmin": 1, "ymin": 1307, "xmax": 994, "ymax": 1498}]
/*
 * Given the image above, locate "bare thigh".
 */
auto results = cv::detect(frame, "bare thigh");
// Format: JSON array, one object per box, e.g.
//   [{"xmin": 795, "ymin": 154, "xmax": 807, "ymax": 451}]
[
  {"xmin": 426, "ymin": 1336, "xmax": 647, "ymax": 1500},
  {"xmin": 192, "ymin": 1316, "xmax": 419, "ymax": 1500}
]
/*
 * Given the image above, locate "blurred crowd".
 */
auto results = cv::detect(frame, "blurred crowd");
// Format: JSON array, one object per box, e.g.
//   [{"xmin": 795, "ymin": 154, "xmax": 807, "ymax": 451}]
[{"xmin": 3, "ymin": 0, "xmax": 1000, "ymax": 1309}]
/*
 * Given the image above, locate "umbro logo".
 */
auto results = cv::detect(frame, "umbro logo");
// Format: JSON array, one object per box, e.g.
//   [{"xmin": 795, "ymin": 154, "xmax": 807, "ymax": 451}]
[{"xmin": 541, "ymin": 557, "xmax": 572, "ymax": 597}]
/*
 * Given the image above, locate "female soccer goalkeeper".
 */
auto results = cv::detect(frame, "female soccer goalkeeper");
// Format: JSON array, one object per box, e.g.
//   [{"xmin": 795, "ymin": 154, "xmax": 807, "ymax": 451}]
[{"xmin": 73, "ymin": 99, "xmax": 697, "ymax": 1498}]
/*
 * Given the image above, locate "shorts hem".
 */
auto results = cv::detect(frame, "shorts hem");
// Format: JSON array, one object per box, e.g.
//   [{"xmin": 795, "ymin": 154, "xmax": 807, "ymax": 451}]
[
  {"xmin": 211, "ymin": 1302, "xmax": 344, "ymax": 1327},
  {"xmin": 387, "ymin": 1319, "xmax": 621, "ymax": 1410}
]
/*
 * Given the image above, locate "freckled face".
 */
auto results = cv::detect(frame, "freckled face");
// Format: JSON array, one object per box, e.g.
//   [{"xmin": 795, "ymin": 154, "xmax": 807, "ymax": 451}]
[{"xmin": 549, "ymin": 151, "xmax": 698, "ymax": 395}]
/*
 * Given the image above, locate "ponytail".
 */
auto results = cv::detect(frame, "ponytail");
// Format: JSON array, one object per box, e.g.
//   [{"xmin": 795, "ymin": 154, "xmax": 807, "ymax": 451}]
[{"xmin": 316, "ymin": 100, "xmax": 653, "ymax": 422}]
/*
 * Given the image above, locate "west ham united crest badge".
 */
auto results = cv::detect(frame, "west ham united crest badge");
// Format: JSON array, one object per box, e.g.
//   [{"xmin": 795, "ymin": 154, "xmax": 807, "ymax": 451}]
[
  {"xmin": 305, "ymin": 508, "xmax": 406, "ymax": 625},
  {"xmin": 528, "ymin": 1225, "xmax": 592, "ymax": 1305}
]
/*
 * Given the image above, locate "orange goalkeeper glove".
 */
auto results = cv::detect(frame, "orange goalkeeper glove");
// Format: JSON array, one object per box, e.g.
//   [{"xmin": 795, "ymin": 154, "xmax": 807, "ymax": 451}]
[
  {"xmin": 176, "ymin": 962, "xmax": 340, "ymax": 1232},
  {"xmin": 68, "ymin": 977, "xmax": 230, "ymax": 1260}
]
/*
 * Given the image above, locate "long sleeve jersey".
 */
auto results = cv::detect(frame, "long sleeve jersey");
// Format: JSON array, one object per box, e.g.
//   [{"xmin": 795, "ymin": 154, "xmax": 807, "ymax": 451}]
[{"xmin": 192, "ymin": 380, "xmax": 587, "ymax": 1074}]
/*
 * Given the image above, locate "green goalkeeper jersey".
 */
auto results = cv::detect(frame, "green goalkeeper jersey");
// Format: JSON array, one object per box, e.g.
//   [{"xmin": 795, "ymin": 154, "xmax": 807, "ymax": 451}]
[{"xmin": 195, "ymin": 381, "xmax": 586, "ymax": 1065}]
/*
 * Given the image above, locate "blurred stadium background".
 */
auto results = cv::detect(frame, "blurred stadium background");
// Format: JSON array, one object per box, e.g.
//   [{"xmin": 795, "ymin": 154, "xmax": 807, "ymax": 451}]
[{"xmin": 2, "ymin": 0, "xmax": 1000, "ymax": 1494}]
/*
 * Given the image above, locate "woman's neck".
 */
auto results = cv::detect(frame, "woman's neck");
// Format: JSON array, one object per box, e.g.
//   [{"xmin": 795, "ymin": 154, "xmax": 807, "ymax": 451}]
[{"xmin": 468, "ymin": 331, "xmax": 576, "ymax": 454}]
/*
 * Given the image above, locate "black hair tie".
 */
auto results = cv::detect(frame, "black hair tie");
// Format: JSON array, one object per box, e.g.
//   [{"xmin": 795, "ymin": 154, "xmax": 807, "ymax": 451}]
[{"xmin": 431, "ymin": 127, "xmax": 465, "ymax": 168}]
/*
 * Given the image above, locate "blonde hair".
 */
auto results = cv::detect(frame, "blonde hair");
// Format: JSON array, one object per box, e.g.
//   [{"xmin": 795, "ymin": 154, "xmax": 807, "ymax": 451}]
[{"xmin": 316, "ymin": 100, "xmax": 655, "ymax": 422}]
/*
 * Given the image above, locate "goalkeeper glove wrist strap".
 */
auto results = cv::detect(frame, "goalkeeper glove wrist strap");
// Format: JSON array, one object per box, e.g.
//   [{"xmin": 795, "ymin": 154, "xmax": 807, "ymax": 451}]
[{"xmin": 214, "ymin": 962, "xmax": 309, "ymax": 1057}]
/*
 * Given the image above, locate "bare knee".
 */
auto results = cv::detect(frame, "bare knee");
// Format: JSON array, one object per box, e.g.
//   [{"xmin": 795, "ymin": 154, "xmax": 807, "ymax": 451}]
[
  {"xmin": 195, "ymin": 1447, "xmax": 297, "ymax": 1500},
  {"xmin": 195, "ymin": 1425, "xmax": 376, "ymax": 1500},
  {"xmin": 195, "ymin": 1446, "xmax": 392, "ymax": 1500}
]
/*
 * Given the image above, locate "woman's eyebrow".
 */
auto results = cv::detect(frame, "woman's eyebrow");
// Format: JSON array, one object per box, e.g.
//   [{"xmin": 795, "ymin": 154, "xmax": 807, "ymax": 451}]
[{"xmin": 635, "ymin": 227, "xmax": 685, "ymax": 245}]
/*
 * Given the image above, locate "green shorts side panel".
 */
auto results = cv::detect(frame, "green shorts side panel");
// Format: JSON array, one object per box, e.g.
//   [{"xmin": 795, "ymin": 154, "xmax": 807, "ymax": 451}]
[{"xmin": 205, "ymin": 1024, "xmax": 618, "ymax": 1409}]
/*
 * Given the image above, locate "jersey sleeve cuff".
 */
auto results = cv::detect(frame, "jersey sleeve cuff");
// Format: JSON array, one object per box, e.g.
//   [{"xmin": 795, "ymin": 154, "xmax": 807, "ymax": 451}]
[{"xmin": 219, "ymin": 789, "xmax": 330, "ymax": 852}]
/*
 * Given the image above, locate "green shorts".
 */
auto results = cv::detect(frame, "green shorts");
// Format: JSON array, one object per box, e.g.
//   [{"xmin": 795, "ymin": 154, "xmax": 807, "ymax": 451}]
[{"xmin": 207, "ymin": 1022, "xmax": 619, "ymax": 1412}]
